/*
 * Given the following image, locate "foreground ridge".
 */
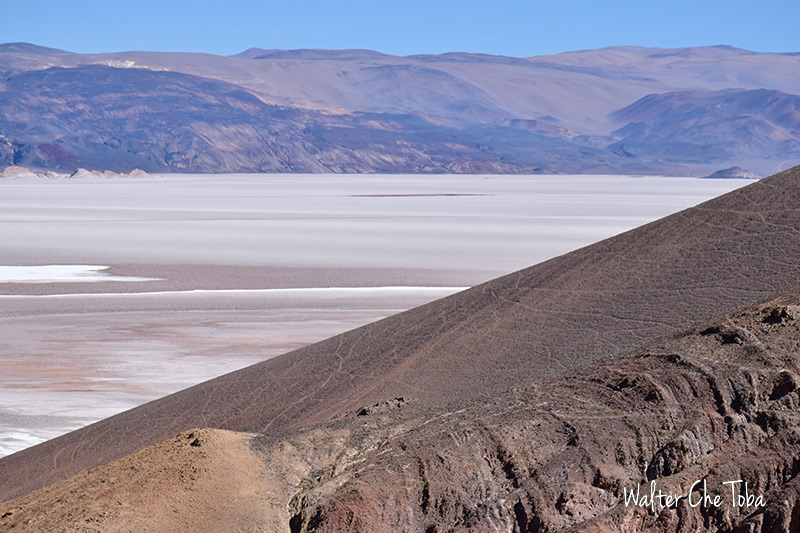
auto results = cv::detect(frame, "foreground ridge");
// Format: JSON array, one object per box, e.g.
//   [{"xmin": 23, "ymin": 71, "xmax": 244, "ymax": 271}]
[
  {"xmin": 4, "ymin": 292, "xmax": 800, "ymax": 531},
  {"xmin": 2, "ymin": 167, "xmax": 800, "ymax": 506}
]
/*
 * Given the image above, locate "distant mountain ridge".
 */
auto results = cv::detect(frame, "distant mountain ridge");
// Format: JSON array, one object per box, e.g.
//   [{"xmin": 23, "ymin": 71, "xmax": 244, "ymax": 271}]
[
  {"xmin": 0, "ymin": 65, "xmax": 634, "ymax": 174},
  {"xmin": 609, "ymin": 89, "xmax": 800, "ymax": 164},
  {"xmin": 0, "ymin": 43, "xmax": 798, "ymax": 174}
]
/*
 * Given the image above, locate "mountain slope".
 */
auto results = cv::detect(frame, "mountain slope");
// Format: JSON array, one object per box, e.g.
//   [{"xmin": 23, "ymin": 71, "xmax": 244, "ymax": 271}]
[
  {"xmin": 2, "ymin": 166, "xmax": 800, "ymax": 504},
  {"xmin": 610, "ymin": 88, "xmax": 800, "ymax": 163},
  {"xmin": 4, "ymin": 292, "xmax": 800, "ymax": 531}
]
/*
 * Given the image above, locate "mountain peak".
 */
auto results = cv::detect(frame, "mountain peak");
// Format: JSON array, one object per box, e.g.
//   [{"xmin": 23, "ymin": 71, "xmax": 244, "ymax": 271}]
[
  {"xmin": 0, "ymin": 42, "xmax": 72, "ymax": 55},
  {"xmin": 230, "ymin": 47, "xmax": 278, "ymax": 59}
]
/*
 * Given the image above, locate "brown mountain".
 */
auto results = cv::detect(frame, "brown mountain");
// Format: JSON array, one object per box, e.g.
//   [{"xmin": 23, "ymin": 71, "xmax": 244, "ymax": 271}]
[
  {"xmin": 2, "ymin": 166, "xmax": 800, "ymax": 516},
  {"xmin": 4, "ymin": 290, "xmax": 800, "ymax": 531}
]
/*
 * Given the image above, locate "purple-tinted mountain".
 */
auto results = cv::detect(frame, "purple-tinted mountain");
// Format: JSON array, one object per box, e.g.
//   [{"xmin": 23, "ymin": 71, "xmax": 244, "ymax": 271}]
[
  {"xmin": 609, "ymin": 89, "xmax": 800, "ymax": 165},
  {"xmin": 1, "ymin": 44, "xmax": 799, "ymax": 174},
  {"xmin": 0, "ymin": 42, "xmax": 72, "ymax": 55},
  {"xmin": 0, "ymin": 65, "xmax": 641, "ymax": 173}
]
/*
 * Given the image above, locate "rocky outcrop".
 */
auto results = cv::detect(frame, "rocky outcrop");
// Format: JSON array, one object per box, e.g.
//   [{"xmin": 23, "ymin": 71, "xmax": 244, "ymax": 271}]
[
  {"xmin": 705, "ymin": 166, "xmax": 761, "ymax": 179},
  {"xmin": 0, "ymin": 166, "xmax": 149, "ymax": 179},
  {"xmin": 68, "ymin": 168, "xmax": 149, "ymax": 179},
  {"xmin": 256, "ymin": 296, "xmax": 800, "ymax": 532},
  {"xmin": 0, "ymin": 166, "xmax": 42, "ymax": 179}
]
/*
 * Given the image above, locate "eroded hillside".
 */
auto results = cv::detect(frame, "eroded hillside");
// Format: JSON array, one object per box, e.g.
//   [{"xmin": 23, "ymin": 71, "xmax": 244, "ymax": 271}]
[{"xmin": 4, "ymin": 293, "xmax": 800, "ymax": 531}]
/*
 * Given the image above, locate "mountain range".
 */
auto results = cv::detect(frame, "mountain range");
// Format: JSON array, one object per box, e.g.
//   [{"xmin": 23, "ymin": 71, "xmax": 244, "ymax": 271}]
[{"xmin": 1, "ymin": 43, "xmax": 799, "ymax": 175}]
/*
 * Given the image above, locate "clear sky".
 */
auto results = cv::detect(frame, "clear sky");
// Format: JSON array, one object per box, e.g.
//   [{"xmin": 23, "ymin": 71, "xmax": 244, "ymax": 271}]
[{"xmin": 3, "ymin": 0, "xmax": 799, "ymax": 57}]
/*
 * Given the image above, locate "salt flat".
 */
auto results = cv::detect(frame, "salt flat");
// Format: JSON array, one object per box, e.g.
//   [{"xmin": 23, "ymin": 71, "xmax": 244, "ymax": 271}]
[
  {"xmin": 0, "ymin": 265, "xmax": 159, "ymax": 283},
  {"xmin": 0, "ymin": 174, "xmax": 751, "ymax": 456}
]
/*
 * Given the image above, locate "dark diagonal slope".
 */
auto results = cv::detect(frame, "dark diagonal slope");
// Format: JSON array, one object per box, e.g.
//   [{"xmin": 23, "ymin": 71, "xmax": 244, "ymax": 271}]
[
  {"xmin": 2, "ymin": 167, "xmax": 800, "ymax": 503},
  {"xmin": 249, "ymin": 289, "xmax": 800, "ymax": 532}
]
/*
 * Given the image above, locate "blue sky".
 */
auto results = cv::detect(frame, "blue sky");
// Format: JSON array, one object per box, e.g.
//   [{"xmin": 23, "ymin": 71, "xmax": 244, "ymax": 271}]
[{"xmin": 3, "ymin": 0, "xmax": 799, "ymax": 57}]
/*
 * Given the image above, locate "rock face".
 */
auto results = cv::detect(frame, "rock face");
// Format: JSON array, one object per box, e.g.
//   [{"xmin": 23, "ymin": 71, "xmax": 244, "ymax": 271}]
[
  {"xmin": 1, "ymin": 44, "xmax": 799, "ymax": 174},
  {"xmin": 264, "ymin": 293, "xmax": 800, "ymax": 532}
]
